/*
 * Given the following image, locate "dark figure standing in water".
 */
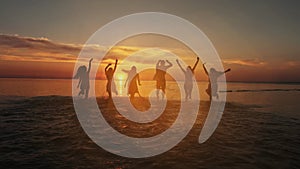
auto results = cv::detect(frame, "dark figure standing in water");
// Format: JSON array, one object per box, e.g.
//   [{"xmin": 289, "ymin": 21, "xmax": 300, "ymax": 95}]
[
  {"xmin": 203, "ymin": 63, "xmax": 231, "ymax": 101},
  {"xmin": 153, "ymin": 60, "xmax": 173, "ymax": 99},
  {"xmin": 122, "ymin": 66, "xmax": 142, "ymax": 99},
  {"xmin": 105, "ymin": 59, "xmax": 118, "ymax": 99},
  {"xmin": 176, "ymin": 57, "xmax": 199, "ymax": 101},
  {"xmin": 74, "ymin": 58, "xmax": 93, "ymax": 99}
]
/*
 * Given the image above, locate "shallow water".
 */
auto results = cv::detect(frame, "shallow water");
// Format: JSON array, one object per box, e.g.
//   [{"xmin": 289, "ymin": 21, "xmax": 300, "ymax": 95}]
[{"xmin": 0, "ymin": 79, "xmax": 300, "ymax": 168}]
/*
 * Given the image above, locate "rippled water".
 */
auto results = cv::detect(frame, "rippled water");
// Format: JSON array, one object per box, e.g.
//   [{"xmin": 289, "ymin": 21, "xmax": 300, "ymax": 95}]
[{"xmin": 0, "ymin": 79, "xmax": 300, "ymax": 168}]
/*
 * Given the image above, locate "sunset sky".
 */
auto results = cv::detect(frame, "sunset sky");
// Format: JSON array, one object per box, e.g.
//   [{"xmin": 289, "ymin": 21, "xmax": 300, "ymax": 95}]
[{"xmin": 0, "ymin": 0, "xmax": 299, "ymax": 82}]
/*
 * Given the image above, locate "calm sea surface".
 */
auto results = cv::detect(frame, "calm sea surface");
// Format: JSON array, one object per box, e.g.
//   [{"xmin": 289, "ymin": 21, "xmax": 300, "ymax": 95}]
[{"xmin": 0, "ymin": 78, "xmax": 299, "ymax": 168}]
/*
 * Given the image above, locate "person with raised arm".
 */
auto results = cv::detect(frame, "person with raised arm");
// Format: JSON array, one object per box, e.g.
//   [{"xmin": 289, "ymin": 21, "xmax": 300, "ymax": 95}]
[
  {"xmin": 105, "ymin": 59, "xmax": 118, "ymax": 99},
  {"xmin": 153, "ymin": 60, "xmax": 173, "ymax": 100},
  {"xmin": 176, "ymin": 57, "xmax": 199, "ymax": 101},
  {"xmin": 122, "ymin": 66, "xmax": 141, "ymax": 99},
  {"xmin": 74, "ymin": 58, "xmax": 93, "ymax": 99},
  {"xmin": 203, "ymin": 63, "xmax": 231, "ymax": 101}
]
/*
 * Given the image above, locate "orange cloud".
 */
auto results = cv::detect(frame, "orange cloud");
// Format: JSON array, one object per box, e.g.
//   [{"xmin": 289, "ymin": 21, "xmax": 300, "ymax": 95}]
[
  {"xmin": 223, "ymin": 58, "xmax": 266, "ymax": 67},
  {"xmin": 0, "ymin": 34, "xmax": 145, "ymax": 63}
]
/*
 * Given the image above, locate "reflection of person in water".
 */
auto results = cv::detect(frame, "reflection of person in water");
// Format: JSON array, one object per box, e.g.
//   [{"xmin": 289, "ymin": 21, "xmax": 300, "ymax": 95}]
[
  {"xmin": 105, "ymin": 59, "xmax": 118, "ymax": 99},
  {"xmin": 122, "ymin": 66, "xmax": 141, "ymax": 99},
  {"xmin": 176, "ymin": 57, "xmax": 199, "ymax": 101},
  {"xmin": 74, "ymin": 58, "xmax": 93, "ymax": 99},
  {"xmin": 153, "ymin": 60, "xmax": 173, "ymax": 99},
  {"xmin": 203, "ymin": 63, "xmax": 231, "ymax": 101}
]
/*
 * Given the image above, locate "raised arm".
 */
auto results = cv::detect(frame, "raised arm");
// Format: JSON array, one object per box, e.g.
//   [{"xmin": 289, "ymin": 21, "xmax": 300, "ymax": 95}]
[
  {"xmin": 122, "ymin": 69, "xmax": 130, "ymax": 73},
  {"xmin": 156, "ymin": 60, "xmax": 161, "ymax": 68},
  {"xmin": 224, "ymin": 68, "xmax": 231, "ymax": 73},
  {"xmin": 87, "ymin": 58, "xmax": 93, "ymax": 73},
  {"xmin": 166, "ymin": 60, "xmax": 173, "ymax": 68},
  {"xmin": 203, "ymin": 63, "xmax": 208, "ymax": 75},
  {"xmin": 113, "ymin": 59, "xmax": 118, "ymax": 73},
  {"xmin": 192, "ymin": 57, "xmax": 199, "ymax": 72},
  {"xmin": 105, "ymin": 63, "xmax": 112, "ymax": 72},
  {"xmin": 216, "ymin": 68, "xmax": 231, "ymax": 77},
  {"xmin": 176, "ymin": 59, "xmax": 185, "ymax": 73}
]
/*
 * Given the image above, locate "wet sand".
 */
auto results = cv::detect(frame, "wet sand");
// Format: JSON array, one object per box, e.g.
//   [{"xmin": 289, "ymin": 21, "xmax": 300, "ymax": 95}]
[{"xmin": 1, "ymin": 96, "xmax": 299, "ymax": 168}]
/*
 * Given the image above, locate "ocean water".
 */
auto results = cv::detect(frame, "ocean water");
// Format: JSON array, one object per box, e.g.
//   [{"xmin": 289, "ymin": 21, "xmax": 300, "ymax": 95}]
[{"xmin": 0, "ymin": 78, "xmax": 300, "ymax": 168}]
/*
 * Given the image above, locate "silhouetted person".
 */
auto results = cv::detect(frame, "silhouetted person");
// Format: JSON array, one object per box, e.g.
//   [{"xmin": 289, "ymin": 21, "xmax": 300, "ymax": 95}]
[
  {"xmin": 176, "ymin": 57, "xmax": 199, "ymax": 101},
  {"xmin": 74, "ymin": 58, "xmax": 93, "ymax": 99},
  {"xmin": 105, "ymin": 59, "xmax": 118, "ymax": 99},
  {"xmin": 153, "ymin": 60, "xmax": 173, "ymax": 99},
  {"xmin": 122, "ymin": 66, "xmax": 141, "ymax": 99},
  {"xmin": 203, "ymin": 63, "xmax": 231, "ymax": 101}
]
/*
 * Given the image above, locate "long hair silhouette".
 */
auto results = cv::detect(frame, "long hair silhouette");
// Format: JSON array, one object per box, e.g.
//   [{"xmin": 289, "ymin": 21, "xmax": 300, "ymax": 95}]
[{"xmin": 74, "ymin": 58, "xmax": 93, "ymax": 99}]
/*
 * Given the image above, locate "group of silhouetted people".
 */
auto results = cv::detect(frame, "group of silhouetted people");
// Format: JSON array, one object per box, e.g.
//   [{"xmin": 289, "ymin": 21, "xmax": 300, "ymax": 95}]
[{"xmin": 74, "ymin": 57, "xmax": 231, "ymax": 101}]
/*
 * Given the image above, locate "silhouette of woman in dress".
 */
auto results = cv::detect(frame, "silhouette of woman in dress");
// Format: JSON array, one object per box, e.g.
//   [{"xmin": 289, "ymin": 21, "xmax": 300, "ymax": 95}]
[
  {"xmin": 153, "ymin": 60, "xmax": 173, "ymax": 99},
  {"xmin": 74, "ymin": 58, "xmax": 93, "ymax": 99},
  {"xmin": 203, "ymin": 63, "xmax": 231, "ymax": 101},
  {"xmin": 105, "ymin": 59, "xmax": 118, "ymax": 99},
  {"xmin": 122, "ymin": 66, "xmax": 141, "ymax": 98},
  {"xmin": 176, "ymin": 57, "xmax": 199, "ymax": 101}
]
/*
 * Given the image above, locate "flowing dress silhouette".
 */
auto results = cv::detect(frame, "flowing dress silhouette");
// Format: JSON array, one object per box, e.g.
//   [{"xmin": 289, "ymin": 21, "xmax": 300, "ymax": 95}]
[{"xmin": 122, "ymin": 66, "xmax": 141, "ymax": 98}]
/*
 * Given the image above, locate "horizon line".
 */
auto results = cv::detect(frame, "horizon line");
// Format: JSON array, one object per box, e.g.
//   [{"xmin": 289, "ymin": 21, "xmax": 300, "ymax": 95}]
[{"xmin": 0, "ymin": 77, "xmax": 299, "ymax": 84}]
